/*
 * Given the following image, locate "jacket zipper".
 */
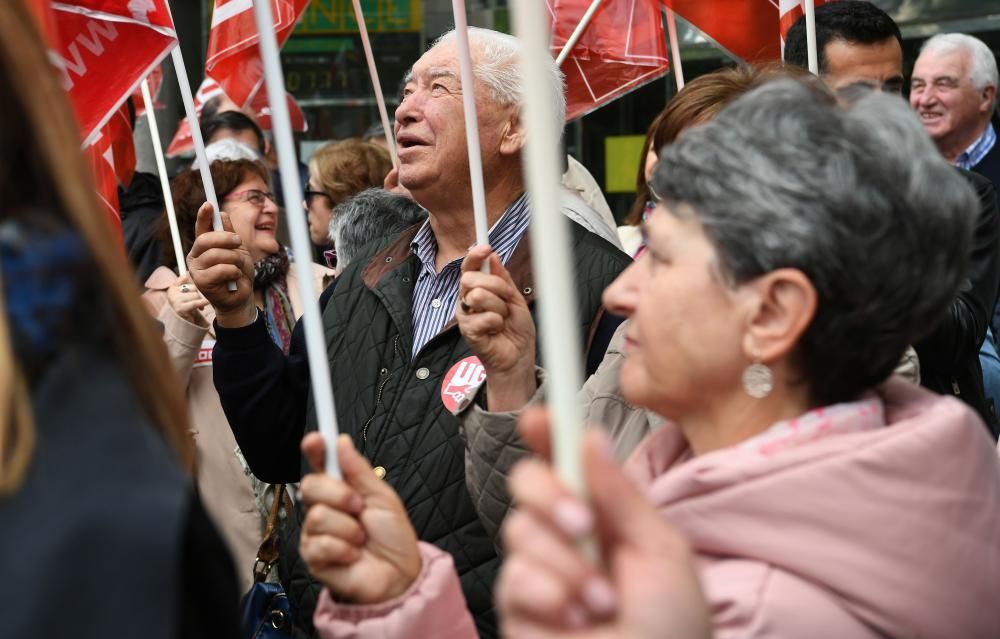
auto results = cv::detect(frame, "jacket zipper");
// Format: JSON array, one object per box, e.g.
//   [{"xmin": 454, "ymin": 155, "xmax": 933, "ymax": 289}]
[{"xmin": 362, "ymin": 334, "xmax": 402, "ymax": 450}]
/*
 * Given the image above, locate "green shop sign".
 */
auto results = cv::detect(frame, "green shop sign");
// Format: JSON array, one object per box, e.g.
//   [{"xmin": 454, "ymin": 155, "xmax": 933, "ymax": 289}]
[{"xmin": 294, "ymin": 0, "xmax": 421, "ymax": 34}]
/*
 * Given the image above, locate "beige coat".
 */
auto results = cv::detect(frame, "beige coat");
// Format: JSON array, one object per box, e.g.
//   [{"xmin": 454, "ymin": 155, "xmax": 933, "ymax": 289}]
[{"xmin": 144, "ymin": 262, "xmax": 333, "ymax": 592}]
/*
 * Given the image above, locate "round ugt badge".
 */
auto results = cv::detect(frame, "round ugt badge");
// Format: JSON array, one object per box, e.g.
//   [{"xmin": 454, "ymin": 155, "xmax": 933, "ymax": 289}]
[{"xmin": 441, "ymin": 356, "xmax": 487, "ymax": 413}]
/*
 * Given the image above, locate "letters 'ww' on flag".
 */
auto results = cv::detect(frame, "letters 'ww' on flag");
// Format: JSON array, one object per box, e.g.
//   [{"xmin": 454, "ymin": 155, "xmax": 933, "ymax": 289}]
[{"xmin": 48, "ymin": 0, "xmax": 178, "ymax": 145}]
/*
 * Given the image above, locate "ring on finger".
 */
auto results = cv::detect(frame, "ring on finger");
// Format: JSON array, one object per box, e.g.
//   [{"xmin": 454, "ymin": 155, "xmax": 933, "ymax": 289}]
[
  {"xmin": 460, "ymin": 296, "xmax": 472, "ymax": 314},
  {"xmin": 179, "ymin": 284, "xmax": 192, "ymax": 294}
]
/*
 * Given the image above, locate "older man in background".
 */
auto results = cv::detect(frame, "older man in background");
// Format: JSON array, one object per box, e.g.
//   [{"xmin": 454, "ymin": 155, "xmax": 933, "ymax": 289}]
[
  {"xmin": 911, "ymin": 33, "xmax": 1000, "ymax": 414},
  {"xmin": 190, "ymin": 27, "xmax": 629, "ymax": 638},
  {"xmin": 912, "ymin": 34, "xmax": 999, "ymax": 191}
]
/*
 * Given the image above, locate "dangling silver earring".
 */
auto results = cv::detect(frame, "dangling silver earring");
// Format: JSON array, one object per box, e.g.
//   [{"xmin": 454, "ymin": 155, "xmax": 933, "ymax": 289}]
[{"xmin": 742, "ymin": 361, "xmax": 773, "ymax": 399}]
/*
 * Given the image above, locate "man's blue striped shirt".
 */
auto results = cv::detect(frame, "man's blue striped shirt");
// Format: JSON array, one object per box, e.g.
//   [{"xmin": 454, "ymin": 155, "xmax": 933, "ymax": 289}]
[{"xmin": 409, "ymin": 194, "xmax": 530, "ymax": 358}]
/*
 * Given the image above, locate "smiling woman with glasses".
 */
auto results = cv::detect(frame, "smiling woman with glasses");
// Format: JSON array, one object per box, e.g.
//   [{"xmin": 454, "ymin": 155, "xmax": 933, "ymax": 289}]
[
  {"xmin": 224, "ymin": 188, "xmax": 278, "ymax": 209},
  {"xmin": 144, "ymin": 158, "xmax": 333, "ymax": 593}
]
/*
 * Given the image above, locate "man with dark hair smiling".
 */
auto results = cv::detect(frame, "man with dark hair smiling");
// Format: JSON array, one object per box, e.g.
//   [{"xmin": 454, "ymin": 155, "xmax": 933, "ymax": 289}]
[
  {"xmin": 784, "ymin": 0, "xmax": 904, "ymax": 95},
  {"xmin": 785, "ymin": 2, "xmax": 1000, "ymax": 436}
]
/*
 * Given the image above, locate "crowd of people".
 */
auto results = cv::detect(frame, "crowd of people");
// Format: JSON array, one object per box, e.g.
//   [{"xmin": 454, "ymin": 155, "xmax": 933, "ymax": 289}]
[{"xmin": 2, "ymin": 1, "xmax": 1000, "ymax": 638}]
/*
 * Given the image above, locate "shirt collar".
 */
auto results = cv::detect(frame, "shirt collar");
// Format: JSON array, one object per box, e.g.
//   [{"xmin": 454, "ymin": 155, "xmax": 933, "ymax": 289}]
[
  {"xmin": 410, "ymin": 193, "xmax": 531, "ymax": 274},
  {"xmin": 955, "ymin": 123, "xmax": 996, "ymax": 170}
]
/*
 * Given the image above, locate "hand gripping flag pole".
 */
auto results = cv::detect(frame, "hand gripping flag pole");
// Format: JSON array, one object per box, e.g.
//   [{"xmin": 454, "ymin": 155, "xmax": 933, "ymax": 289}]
[{"xmin": 252, "ymin": 0, "xmax": 342, "ymax": 478}]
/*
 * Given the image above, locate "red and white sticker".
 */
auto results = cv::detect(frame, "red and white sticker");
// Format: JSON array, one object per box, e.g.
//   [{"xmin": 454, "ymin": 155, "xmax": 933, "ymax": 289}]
[
  {"xmin": 193, "ymin": 337, "xmax": 216, "ymax": 368},
  {"xmin": 441, "ymin": 356, "xmax": 487, "ymax": 413}
]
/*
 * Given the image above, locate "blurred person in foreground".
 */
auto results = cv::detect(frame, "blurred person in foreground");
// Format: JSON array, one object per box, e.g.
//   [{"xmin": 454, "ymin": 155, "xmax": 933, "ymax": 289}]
[
  {"xmin": 0, "ymin": 4, "xmax": 238, "ymax": 637},
  {"xmin": 143, "ymin": 159, "xmax": 333, "ymax": 591},
  {"xmin": 297, "ymin": 79, "xmax": 1000, "ymax": 638},
  {"xmin": 787, "ymin": 1, "xmax": 1000, "ymax": 436},
  {"xmin": 304, "ymin": 139, "xmax": 392, "ymax": 264}
]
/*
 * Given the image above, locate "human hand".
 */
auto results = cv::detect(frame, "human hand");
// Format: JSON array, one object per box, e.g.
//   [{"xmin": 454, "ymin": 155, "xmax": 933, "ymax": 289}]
[
  {"xmin": 496, "ymin": 408, "xmax": 712, "ymax": 638},
  {"xmin": 457, "ymin": 245, "xmax": 537, "ymax": 411},
  {"xmin": 166, "ymin": 273, "xmax": 209, "ymax": 325},
  {"xmin": 299, "ymin": 433, "xmax": 422, "ymax": 604},
  {"xmin": 185, "ymin": 202, "xmax": 256, "ymax": 328}
]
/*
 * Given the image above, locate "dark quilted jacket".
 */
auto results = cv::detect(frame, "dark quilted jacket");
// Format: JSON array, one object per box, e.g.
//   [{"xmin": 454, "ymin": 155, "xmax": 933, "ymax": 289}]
[{"xmin": 278, "ymin": 220, "xmax": 629, "ymax": 638}]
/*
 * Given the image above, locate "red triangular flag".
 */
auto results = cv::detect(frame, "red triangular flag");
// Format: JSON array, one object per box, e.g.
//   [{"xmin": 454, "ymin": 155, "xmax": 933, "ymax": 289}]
[{"xmin": 551, "ymin": 0, "xmax": 671, "ymax": 121}]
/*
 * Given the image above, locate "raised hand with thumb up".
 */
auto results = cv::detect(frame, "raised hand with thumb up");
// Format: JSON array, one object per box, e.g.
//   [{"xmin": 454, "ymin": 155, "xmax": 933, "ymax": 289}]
[{"xmin": 299, "ymin": 433, "xmax": 421, "ymax": 604}]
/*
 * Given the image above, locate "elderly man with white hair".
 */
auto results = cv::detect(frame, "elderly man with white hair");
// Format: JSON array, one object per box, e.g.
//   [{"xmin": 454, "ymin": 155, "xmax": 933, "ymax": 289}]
[
  {"xmin": 187, "ymin": 27, "xmax": 629, "ymax": 639},
  {"xmin": 912, "ymin": 34, "xmax": 1000, "ymax": 414},
  {"xmin": 911, "ymin": 33, "xmax": 999, "ymax": 181}
]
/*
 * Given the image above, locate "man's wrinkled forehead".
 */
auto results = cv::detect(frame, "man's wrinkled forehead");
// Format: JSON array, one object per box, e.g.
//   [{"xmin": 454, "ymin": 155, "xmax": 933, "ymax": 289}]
[{"xmin": 402, "ymin": 42, "xmax": 461, "ymax": 86}]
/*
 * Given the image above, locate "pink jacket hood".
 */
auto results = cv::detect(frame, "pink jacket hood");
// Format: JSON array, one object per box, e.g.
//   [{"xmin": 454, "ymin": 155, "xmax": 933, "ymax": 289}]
[{"xmin": 627, "ymin": 378, "xmax": 1000, "ymax": 638}]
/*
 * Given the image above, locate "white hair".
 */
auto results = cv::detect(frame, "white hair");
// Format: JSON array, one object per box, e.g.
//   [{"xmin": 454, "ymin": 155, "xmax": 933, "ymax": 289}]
[
  {"xmin": 921, "ymin": 33, "xmax": 998, "ymax": 110},
  {"xmin": 432, "ymin": 27, "xmax": 566, "ymax": 129}
]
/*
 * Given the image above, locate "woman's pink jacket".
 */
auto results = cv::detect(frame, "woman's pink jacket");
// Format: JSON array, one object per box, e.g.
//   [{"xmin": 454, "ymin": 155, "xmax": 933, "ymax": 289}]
[{"xmin": 314, "ymin": 379, "xmax": 1000, "ymax": 638}]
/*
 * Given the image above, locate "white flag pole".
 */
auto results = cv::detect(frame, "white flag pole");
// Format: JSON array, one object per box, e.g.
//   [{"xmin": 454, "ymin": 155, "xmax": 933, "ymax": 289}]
[
  {"xmin": 351, "ymin": 0, "xmax": 399, "ymax": 169},
  {"xmin": 804, "ymin": 0, "xmax": 818, "ymax": 74},
  {"xmin": 170, "ymin": 46, "xmax": 237, "ymax": 290},
  {"xmin": 511, "ymin": 0, "xmax": 586, "ymax": 496},
  {"xmin": 141, "ymin": 77, "xmax": 186, "ymax": 275},
  {"xmin": 450, "ymin": 0, "xmax": 490, "ymax": 250},
  {"xmin": 555, "ymin": 0, "xmax": 602, "ymax": 66},
  {"xmin": 171, "ymin": 48, "xmax": 222, "ymax": 231},
  {"xmin": 252, "ymin": 0, "xmax": 342, "ymax": 478},
  {"xmin": 665, "ymin": 7, "xmax": 685, "ymax": 91}
]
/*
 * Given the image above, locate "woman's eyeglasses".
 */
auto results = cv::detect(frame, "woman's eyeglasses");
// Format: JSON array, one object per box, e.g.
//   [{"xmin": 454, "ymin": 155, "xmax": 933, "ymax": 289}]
[
  {"xmin": 224, "ymin": 189, "xmax": 277, "ymax": 208},
  {"xmin": 303, "ymin": 190, "xmax": 333, "ymax": 207}
]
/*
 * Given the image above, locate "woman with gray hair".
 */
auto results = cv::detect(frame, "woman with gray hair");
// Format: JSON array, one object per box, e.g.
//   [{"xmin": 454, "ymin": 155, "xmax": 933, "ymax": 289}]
[{"xmin": 297, "ymin": 79, "xmax": 1000, "ymax": 637}]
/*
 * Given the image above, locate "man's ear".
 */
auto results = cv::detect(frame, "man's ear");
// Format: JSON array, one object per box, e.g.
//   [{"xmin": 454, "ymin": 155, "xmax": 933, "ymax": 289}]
[
  {"xmin": 499, "ymin": 109, "xmax": 526, "ymax": 157},
  {"xmin": 741, "ymin": 268, "xmax": 817, "ymax": 364},
  {"xmin": 980, "ymin": 85, "xmax": 997, "ymax": 115}
]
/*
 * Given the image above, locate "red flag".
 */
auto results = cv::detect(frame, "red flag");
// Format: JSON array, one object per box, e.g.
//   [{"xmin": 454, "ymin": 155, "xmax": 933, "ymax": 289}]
[
  {"xmin": 81, "ymin": 101, "xmax": 134, "ymax": 239},
  {"xmin": 780, "ymin": 0, "xmax": 829, "ymax": 44},
  {"xmin": 48, "ymin": 0, "xmax": 178, "ymax": 145},
  {"xmin": 205, "ymin": 0, "xmax": 309, "ymax": 108},
  {"xmin": 250, "ymin": 89, "xmax": 308, "ymax": 133},
  {"xmin": 551, "ymin": 0, "xmax": 671, "ymax": 122},
  {"xmin": 164, "ymin": 77, "xmax": 238, "ymax": 157},
  {"xmin": 131, "ymin": 65, "xmax": 164, "ymax": 118},
  {"xmin": 666, "ymin": 0, "xmax": 780, "ymax": 63},
  {"xmin": 83, "ymin": 124, "xmax": 125, "ymax": 242},
  {"xmin": 105, "ymin": 101, "xmax": 136, "ymax": 188}
]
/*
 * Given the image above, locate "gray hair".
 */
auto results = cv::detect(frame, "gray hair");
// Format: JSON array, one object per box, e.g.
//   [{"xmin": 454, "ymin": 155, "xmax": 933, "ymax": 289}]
[
  {"xmin": 651, "ymin": 78, "xmax": 977, "ymax": 405},
  {"xmin": 328, "ymin": 188, "xmax": 428, "ymax": 271},
  {"xmin": 433, "ymin": 26, "xmax": 566, "ymax": 129},
  {"xmin": 920, "ymin": 33, "xmax": 999, "ymax": 110}
]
